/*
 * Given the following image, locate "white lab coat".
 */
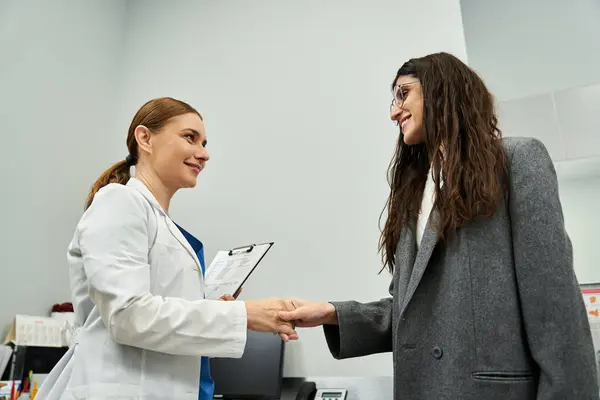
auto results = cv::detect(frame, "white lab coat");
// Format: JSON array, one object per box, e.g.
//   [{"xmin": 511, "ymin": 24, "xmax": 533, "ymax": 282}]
[{"xmin": 36, "ymin": 178, "xmax": 248, "ymax": 400}]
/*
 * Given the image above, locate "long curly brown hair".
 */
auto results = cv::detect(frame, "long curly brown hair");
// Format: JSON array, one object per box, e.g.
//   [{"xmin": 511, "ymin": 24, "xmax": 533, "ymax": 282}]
[{"xmin": 379, "ymin": 52, "xmax": 508, "ymax": 273}]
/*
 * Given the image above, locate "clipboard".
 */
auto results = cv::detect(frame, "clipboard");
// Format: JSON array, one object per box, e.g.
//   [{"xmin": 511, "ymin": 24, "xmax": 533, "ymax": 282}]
[{"xmin": 204, "ymin": 242, "xmax": 274, "ymax": 300}]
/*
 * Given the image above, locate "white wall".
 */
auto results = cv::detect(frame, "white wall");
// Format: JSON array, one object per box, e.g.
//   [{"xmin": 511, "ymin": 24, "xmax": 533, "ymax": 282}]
[
  {"xmin": 8, "ymin": 0, "xmax": 595, "ymax": 382},
  {"xmin": 460, "ymin": 0, "xmax": 600, "ymax": 161},
  {"xmin": 460, "ymin": 0, "xmax": 600, "ymax": 285},
  {"xmin": 557, "ymin": 173, "xmax": 600, "ymax": 285},
  {"xmin": 118, "ymin": 0, "xmax": 468, "ymax": 377},
  {"xmin": 0, "ymin": 0, "xmax": 127, "ymax": 332},
  {"xmin": 0, "ymin": 0, "xmax": 467, "ymax": 377},
  {"xmin": 460, "ymin": 0, "xmax": 600, "ymax": 102}
]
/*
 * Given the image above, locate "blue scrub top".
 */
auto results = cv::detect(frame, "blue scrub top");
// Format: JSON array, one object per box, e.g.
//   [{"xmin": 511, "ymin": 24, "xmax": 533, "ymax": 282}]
[{"xmin": 175, "ymin": 223, "xmax": 214, "ymax": 400}]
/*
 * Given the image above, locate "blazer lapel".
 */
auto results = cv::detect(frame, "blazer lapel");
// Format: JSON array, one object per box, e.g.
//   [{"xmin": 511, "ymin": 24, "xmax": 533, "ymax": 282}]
[
  {"xmin": 398, "ymin": 210, "xmax": 440, "ymax": 317},
  {"xmin": 126, "ymin": 178, "xmax": 202, "ymax": 271},
  {"xmin": 394, "ymin": 225, "xmax": 418, "ymax": 310}
]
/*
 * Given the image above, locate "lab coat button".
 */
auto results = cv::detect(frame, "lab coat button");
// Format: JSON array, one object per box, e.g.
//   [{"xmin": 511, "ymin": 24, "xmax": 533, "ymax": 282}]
[{"xmin": 431, "ymin": 346, "xmax": 443, "ymax": 359}]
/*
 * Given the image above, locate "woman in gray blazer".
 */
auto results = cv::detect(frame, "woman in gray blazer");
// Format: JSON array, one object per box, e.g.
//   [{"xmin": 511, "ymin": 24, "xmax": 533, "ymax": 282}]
[{"xmin": 280, "ymin": 52, "xmax": 599, "ymax": 399}]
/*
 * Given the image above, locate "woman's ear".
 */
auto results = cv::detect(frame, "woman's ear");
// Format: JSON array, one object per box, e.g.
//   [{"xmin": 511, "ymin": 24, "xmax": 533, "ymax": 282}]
[{"xmin": 134, "ymin": 125, "xmax": 152, "ymax": 156}]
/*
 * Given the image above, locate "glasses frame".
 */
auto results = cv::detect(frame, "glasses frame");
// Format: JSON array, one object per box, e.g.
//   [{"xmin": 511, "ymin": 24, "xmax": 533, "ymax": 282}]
[{"xmin": 390, "ymin": 80, "xmax": 419, "ymax": 112}]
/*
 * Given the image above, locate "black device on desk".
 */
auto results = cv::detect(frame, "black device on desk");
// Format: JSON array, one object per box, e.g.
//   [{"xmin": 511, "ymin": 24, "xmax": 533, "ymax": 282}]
[
  {"xmin": 294, "ymin": 382, "xmax": 348, "ymax": 400},
  {"xmin": 211, "ymin": 330, "xmax": 285, "ymax": 399}
]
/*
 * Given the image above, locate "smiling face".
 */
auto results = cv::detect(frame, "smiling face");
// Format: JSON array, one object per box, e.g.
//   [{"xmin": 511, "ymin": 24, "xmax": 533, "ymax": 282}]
[
  {"xmin": 137, "ymin": 112, "xmax": 209, "ymax": 191},
  {"xmin": 390, "ymin": 75, "xmax": 424, "ymax": 145}
]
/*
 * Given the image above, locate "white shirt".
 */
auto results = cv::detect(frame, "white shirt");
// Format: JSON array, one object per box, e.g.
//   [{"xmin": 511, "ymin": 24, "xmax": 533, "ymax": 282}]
[{"xmin": 416, "ymin": 169, "xmax": 436, "ymax": 248}]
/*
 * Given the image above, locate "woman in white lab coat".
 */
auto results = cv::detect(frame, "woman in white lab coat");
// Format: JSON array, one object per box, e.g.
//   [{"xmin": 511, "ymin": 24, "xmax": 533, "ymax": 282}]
[{"xmin": 36, "ymin": 97, "xmax": 297, "ymax": 400}]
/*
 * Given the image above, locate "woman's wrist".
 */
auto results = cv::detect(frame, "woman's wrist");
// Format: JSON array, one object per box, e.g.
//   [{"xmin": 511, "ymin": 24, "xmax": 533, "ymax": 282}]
[{"xmin": 325, "ymin": 302, "xmax": 338, "ymax": 325}]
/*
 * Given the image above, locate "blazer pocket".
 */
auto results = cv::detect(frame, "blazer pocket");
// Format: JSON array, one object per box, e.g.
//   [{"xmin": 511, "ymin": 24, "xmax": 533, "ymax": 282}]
[{"xmin": 472, "ymin": 371, "xmax": 534, "ymax": 383}]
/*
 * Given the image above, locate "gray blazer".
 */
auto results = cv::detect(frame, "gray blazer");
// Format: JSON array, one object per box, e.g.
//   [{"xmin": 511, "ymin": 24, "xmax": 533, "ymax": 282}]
[{"xmin": 324, "ymin": 137, "xmax": 599, "ymax": 399}]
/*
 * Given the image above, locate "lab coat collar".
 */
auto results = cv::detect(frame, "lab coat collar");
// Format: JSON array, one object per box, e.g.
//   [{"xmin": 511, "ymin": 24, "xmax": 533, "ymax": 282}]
[
  {"xmin": 126, "ymin": 177, "xmax": 167, "ymax": 216},
  {"xmin": 126, "ymin": 178, "xmax": 203, "ymax": 273}
]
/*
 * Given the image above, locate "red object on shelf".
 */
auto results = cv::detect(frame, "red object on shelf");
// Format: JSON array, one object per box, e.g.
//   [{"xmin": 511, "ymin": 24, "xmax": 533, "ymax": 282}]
[{"xmin": 51, "ymin": 302, "xmax": 74, "ymax": 313}]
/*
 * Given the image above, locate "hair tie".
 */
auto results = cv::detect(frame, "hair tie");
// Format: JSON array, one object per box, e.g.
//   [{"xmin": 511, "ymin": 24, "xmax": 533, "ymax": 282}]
[{"xmin": 125, "ymin": 154, "xmax": 136, "ymax": 166}]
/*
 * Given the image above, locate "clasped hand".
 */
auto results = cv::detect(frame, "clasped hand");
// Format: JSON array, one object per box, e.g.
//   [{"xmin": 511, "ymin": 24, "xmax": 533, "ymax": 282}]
[
  {"xmin": 278, "ymin": 298, "xmax": 338, "ymax": 328},
  {"xmin": 218, "ymin": 289, "xmax": 298, "ymax": 341},
  {"xmin": 244, "ymin": 297, "xmax": 299, "ymax": 341},
  {"xmin": 220, "ymin": 290, "xmax": 337, "ymax": 341}
]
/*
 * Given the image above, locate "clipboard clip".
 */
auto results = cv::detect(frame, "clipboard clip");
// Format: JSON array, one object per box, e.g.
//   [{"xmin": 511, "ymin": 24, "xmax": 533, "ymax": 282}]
[{"xmin": 228, "ymin": 244, "xmax": 255, "ymax": 256}]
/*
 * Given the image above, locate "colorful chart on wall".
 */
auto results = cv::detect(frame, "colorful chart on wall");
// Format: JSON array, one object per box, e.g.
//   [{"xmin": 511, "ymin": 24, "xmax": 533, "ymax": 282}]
[{"xmin": 581, "ymin": 283, "xmax": 600, "ymax": 322}]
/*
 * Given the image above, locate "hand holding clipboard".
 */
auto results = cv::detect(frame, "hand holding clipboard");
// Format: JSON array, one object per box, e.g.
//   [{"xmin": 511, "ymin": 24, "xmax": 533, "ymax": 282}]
[{"xmin": 204, "ymin": 242, "xmax": 274, "ymax": 300}]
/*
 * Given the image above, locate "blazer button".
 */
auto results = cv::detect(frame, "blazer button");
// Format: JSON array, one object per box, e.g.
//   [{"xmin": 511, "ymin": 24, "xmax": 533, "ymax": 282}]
[{"xmin": 431, "ymin": 346, "xmax": 443, "ymax": 359}]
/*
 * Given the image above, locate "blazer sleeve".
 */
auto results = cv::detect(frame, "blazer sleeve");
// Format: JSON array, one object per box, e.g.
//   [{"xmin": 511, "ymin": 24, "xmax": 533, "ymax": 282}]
[
  {"xmin": 507, "ymin": 138, "xmax": 599, "ymax": 399},
  {"xmin": 323, "ymin": 280, "xmax": 394, "ymax": 359},
  {"xmin": 72, "ymin": 184, "xmax": 247, "ymax": 358}
]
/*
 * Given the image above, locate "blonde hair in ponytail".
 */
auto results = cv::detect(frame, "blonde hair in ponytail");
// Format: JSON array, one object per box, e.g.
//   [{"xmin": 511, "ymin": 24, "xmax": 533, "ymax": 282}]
[{"xmin": 84, "ymin": 97, "xmax": 202, "ymax": 210}]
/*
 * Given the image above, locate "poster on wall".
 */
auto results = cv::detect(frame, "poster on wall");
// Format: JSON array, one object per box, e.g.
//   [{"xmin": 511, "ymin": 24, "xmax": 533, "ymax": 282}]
[{"xmin": 581, "ymin": 283, "xmax": 600, "ymax": 322}]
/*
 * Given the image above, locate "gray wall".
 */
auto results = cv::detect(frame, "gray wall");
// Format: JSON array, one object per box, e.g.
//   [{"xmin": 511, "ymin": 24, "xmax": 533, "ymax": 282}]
[{"xmin": 0, "ymin": 0, "xmax": 127, "ymax": 334}]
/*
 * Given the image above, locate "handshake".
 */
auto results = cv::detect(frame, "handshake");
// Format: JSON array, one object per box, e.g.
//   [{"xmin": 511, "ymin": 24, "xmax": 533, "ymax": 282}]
[
  {"xmin": 245, "ymin": 297, "xmax": 338, "ymax": 341},
  {"xmin": 219, "ymin": 291, "xmax": 337, "ymax": 341}
]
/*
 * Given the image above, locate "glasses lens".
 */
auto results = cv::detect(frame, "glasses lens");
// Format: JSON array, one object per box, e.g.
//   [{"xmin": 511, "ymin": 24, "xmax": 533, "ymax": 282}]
[{"xmin": 394, "ymin": 86, "xmax": 404, "ymax": 104}]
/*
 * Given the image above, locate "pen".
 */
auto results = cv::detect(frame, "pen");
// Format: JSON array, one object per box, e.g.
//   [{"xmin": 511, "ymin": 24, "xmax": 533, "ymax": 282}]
[{"xmin": 30, "ymin": 382, "xmax": 37, "ymax": 400}]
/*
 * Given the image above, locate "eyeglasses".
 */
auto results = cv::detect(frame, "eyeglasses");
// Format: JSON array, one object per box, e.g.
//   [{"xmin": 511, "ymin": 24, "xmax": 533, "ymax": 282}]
[{"xmin": 390, "ymin": 80, "xmax": 419, "ymax": 112}]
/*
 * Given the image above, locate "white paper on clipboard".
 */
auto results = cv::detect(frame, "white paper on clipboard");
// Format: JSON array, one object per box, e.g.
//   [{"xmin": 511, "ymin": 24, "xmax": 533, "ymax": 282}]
[{"xmin": 204, "ymin": 242, "xmax": 274, "ymax": 300}]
